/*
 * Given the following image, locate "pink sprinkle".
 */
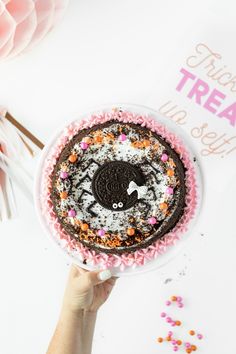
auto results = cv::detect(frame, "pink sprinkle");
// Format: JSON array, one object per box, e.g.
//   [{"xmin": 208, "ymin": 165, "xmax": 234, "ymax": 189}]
[
  {"xmin": 80, "ymin": 141, "xmax": 88, "ymax": 150},
  {"xmin": 197, "ymin": 334, "xmax": 203, "ymax": 340},
  {"xmin": 173, "ymin": 346, "xmax": 179, "ymax": 352},
  {"xmin": 97, "ymin": 229, "xmax": 105, "ymax": 236},
  {"xmin": 166, "ymin": 317, "xmax": 172, "ymax": 323},
  {"xmin": 160, "ymin": 312, "xmax": 166, "ymax": 318},
  {"xmin": 176, "ymin": 296, "xmax": 183, "ymax": 302},
  {"xmin": 168, "ymin": 331, "xmax": 173, "ymax": 337},
  {"xmin": 166, "ymin": 300, "xmax": 171, "ymax": 306},
  {"xmin": 119, "ymin": 133, "xmax": 127, "ymax": 141},
  {"xmin": 185, "ymin": 343, "xmax": 191, "ymax": 348},
  {"xmin": 166, "ymin": 187, "xmax": 174, "ymax": 194},
  {"xmin": 178, "ymin": 302, "xmax": 184, "ymax": 308},
  {"xmin": 161, "ymin": 153, "xmax": 168, "ymax": 162},
  {"xmin": 171, "ymin": 321, "xmax": 176, "ymax": 327},
  {"xmin": 171, "ymin": 340, "xmax": 177, "ymax": 345},
  {"xmin": 148, "ymin": 217, "xmax": 157, "ymax": 225},
  {"xmin": 68, "ymin": 209, "xmax": 76, "ymax": 217},
  {"xmin": 60, "ymin": 171, "xmax": 68, "ymax": 179}
]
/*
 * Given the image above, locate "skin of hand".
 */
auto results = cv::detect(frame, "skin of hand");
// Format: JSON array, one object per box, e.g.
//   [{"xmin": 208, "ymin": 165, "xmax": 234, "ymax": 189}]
[
  {"xmin": 61, "ymin": 264, "xmax": 118, "ymax": 315},
  {"xmin": 47, "ymin": 265, "xmax": 118, "ymax": 354}
]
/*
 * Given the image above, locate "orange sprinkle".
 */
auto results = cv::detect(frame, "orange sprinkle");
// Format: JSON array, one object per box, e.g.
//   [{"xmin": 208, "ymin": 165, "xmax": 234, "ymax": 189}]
[
  {"xmin": 68, "ymin": 154, "xmax": 77, "ymax": 163},
  {"xmin": 131, "ymin": 141, "xmax": 141, "ymax": 148},
  {"xmin": 160, "ymin": 202, "xmax": 168, "ymax": 210},
  {"xmin": 94, "ymin": 136, "xmax": 103, "ymax": 143},
  {"xmin": 60, "ymin": 191, "xmax": 68, "ymax": 199},
  {"xmin": 107, "ymin": 133, "xmax": 115, "ymax": 139},
  {"xmin": 186, "ymin": 349, "xmax": 192, "ymax": 354},
  {"xmin": 81, "ymin": 223, "xmax": 89, "ymax": 231},
  {"xmin": 143, "ymin": 139, "xmax": 150, "ymax": 147},
  {"xmin": 157, "ymin": 337, "xmax": 163, "ymax": 343},
  {"xmin": 61, "ymin": 211, "xmax": 68, "ymax": 217},
  {"xmin": 167, "ymin": 170, "xmax": 175, "ymax": 177},
  {"xmin": 166, "ymin": 336, "xmax": 172, "ymax": 341},
  {"xmin": 191, "ymin": 345, "xmax": 197, "ymax": 351},
  {"xmin": 127, "ymin": 228, "xmax": 135, "ymax": 236},
  {"xmin": 167, "ymin": 169, "xmax": 174, "ymax": 176},
  {"xmin": 189, "ymin": 330, "xmax": 195, "ymax": 336},
  {"xmin": 177, "ymin": 340, "xmax": 182, "ymax": 345},
  {"xmin": 136, "ymin": 141, "xmax": 143, "ymax": 148},
  {"xmin": 171, "ymin": 296, "xmax": 177, "ymax": 301},
  {"xmin": 175, "ymin": 320, "xmax": 181, "ymax": 326}
]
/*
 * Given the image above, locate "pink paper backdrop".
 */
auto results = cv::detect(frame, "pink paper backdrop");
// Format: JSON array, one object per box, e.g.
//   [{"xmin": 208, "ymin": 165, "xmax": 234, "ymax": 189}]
[{"xmin": 0, "ymin": 0, "xmax": 69, "ymax": 59}]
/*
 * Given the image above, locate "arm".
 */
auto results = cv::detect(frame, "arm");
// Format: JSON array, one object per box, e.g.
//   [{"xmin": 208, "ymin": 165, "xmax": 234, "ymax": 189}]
[{"xmin": 47, "ymin": 266, "xmax": 117, "ymax": 354}]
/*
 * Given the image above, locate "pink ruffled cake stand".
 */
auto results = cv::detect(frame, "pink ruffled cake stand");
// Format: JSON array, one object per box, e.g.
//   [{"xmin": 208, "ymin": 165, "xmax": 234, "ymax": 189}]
[{"xmin": 34, "ymin": 104, "xmax": 202, "ymax": 276}]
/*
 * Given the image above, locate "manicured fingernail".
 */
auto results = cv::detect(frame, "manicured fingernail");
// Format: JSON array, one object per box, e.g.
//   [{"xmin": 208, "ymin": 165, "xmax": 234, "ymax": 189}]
[{"xmin": 98, "ymin": 270, "xmax": 112, "ymax": 281}]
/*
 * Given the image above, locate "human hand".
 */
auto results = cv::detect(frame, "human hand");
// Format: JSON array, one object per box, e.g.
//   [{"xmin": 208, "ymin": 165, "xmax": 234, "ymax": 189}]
[{"xmin": 61, "ymin": 264, "xmax": 118, "ymax": 316}]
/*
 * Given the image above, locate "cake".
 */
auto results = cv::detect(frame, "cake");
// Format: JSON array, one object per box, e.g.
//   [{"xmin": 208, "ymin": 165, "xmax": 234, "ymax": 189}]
[{"xmin": 41, "ymin": 107, "xmax": 197, "ymax": 271}]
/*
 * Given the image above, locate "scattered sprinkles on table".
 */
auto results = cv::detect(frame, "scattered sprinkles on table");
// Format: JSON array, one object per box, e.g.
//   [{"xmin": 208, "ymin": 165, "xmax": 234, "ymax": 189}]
[{"xmin": 156, "ymin": 296, "xmax": 204, "ymax": 352}]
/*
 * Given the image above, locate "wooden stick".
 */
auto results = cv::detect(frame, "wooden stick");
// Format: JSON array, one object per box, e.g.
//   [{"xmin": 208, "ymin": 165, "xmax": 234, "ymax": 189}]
[{"xmin": 5, "ymin": 112, "xmax": 44, "ymax": 150}]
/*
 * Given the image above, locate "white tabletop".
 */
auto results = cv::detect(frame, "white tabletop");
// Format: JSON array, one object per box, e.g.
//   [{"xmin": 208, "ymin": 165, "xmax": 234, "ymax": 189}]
[{"xmin": 0, "ymin": 1, "xmax": 235, "ymax": 354}]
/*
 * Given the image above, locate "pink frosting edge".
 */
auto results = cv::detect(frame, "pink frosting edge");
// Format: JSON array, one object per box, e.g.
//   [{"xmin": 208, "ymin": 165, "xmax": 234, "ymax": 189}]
[{"xmin": 40, "ymin": 110, "xmax": 198, "ymax": 271}]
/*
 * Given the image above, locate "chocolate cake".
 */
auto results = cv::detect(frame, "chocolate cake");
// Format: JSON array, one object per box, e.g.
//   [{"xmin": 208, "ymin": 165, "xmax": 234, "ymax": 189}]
[{"xmin": 50, "ymin": 120, "xmax": 187, "ymax": 254}]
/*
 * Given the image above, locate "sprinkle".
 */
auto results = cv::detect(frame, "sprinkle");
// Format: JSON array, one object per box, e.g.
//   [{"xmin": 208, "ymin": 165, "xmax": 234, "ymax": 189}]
[
  {"xmin": 171, "ymin": 296, "xmax": 177, "ymax": 301},
  {"xmin": 185, "ymin": 343, "xmax": 191, "ymax": 348},
  {"xmin": 68, "ymin": 209, "xmax": 76, "ymax": 217},
  {"xmin": 60, "ymin": 171, "xmax": 68, "ymax": 179},
  {"xmin": 168, "ymin": 331, "xmax": 173, "ymax": 337},
  {"xmin": 118, "ymin": 133, "xmax": 127, "ymax": 141},
  {"xmin": 97, "ymin": 229, "xmax": 106, "ymax": 236},
  {"xmin": 148, "ymin": 217, "xmax": 157, "ymax": 225},
  {"xmin": 157, "ymin": 337, "xmax": 163, "ymax": 343},
  {"xmin": 160, "ymin": 202, "xmax": 168, "ymax": 210},
  {"xmin": 143, "ymin": 139, "xmax": 150, "ymax": 147},
  {"xmin": 166, "ymin": 336, "xmax": 172, "ymax": 341},
  {"xmin": 178, "ymin": 302, "xmax": 184, "ymax": 308},
  {"xmin": 81, "ymin": 223, "xmax": 89, "ymax": 231},
  {"xmin": 176, "ymin": 296, "xmax": 183, "ymax": 302},
  {"xmin": 175, "ymin": 320, "xmax": 181, "ymax": 326},
  {"xmin": 166, "ymin": 317, "xmax": 172, "ymax": 323},
  {"xmin": 191, "ymin": 345, "xmax": 197, "ymax": 351},
  {"xmin": 173, "ymin": 346, "xmax": 179, "ymax": 352},
  {"xmin": 166, "ymin": 300, "xmax": 171, "ymax": 306},
  {"xmin": 161, "ymin": 153, "xmax": 169, "ymax": 162},
  {"xmin": 189, "ymin": 330, "xmax": 195, "ymax": 336},
  {"xmin": 167, "ymin": 169, "xmax": 175, "ymax": 177},
  {"xmin": 127, "ymin": 228, "xmax": 135, "ymax": 236},
  {"xmin": 177, "ymin": 340, "xmax": 182, "ymax": 345},
  {"xmin": 197, "ymin": 334, "xmax": 203, "ymax": 340},
  {"xmin": 186, "ymin": 349, "xmax": 192, "ymax": 354},
  {"xmin": 166, "ymin": 187, "xmax": 174, "ymax": 194},
  {"xmin": 160, "ymin": 312, "xmax": 166, "ymax": 318},
  {"xmin": 60, "ymin": 191, "xmax": 68, "ymax": 199},
  {"xmin": 94, "ymin": 135, "xmax": 103, "ymax": 143},
  {"xmin": 172, "ymin": 340, "xmax": 177, "ymax": 345},
  {"xmin": 80, "ymin": 141, "xmax": 88, "ymax": 150},
  {"xmin": 68, "ymin": 154, "xmax": 77, "ymax": 163}
]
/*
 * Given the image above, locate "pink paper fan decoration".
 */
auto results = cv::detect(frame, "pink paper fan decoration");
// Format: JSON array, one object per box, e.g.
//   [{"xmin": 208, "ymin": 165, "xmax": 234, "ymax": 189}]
[{"xmin": 0, "ymin": 0, "xmax": 69, "ymax": 59}]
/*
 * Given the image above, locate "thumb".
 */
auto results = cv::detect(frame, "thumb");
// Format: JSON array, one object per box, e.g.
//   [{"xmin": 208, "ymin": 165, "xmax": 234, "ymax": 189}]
[{"xmin": 86, "ymin": 269, "xmax": 112, "ymax": 286}]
